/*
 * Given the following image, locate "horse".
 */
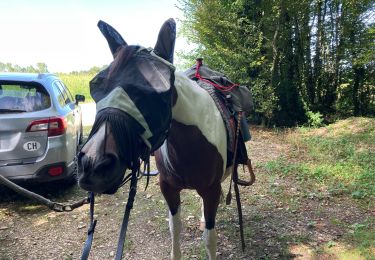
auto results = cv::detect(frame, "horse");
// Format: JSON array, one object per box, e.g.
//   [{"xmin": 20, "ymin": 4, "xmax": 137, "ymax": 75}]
[{"xmin": 77, "ymin": 18, "xmax": 234, "ymax": 260}]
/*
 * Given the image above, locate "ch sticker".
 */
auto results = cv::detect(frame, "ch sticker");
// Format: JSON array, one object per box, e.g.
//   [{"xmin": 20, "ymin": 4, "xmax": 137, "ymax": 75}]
[{"xmin": 23, "ymin": 141, "xmax": 41, "ymax": 151}]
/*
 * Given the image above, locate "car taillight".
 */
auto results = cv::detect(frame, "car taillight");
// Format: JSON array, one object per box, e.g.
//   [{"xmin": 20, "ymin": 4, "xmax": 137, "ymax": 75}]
[
  {"xmin": 48, "ymin": 166, "xmax": 64, "ymax": 176},
  {"xmin": 26, "ymin": 117, "xmax": 67, "ymax": 137}
]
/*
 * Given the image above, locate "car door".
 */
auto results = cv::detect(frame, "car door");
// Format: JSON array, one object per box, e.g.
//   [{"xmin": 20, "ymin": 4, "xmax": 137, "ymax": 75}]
[
  {"xmin": 52, "ymin": 81, "xmax": 78, "ymax": 161},
  {"xmin": 60, "ymin": 81, "xmax": 82, "ymax": 144}
]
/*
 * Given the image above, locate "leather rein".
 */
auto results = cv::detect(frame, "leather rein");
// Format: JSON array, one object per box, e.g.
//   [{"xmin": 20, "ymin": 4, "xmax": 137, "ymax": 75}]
[{"xmin": 80, "ymin": 164, "xmax": 143, "ymax": 260}]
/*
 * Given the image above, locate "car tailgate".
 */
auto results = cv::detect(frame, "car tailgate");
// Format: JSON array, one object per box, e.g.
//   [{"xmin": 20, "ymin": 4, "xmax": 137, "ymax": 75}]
[{"xmin": 0, "ymin": 116, "xmax": 48, "ymax": 164}]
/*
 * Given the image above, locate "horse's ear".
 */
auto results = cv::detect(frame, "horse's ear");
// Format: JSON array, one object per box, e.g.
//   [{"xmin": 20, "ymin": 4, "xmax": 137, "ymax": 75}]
[
  {"xmin": 97, "ymin": 20, "xmax": 127, "ymax": 58},
  {"xmin": 154, "ymin": 18, "xmax": 176, "ymax": 63}
]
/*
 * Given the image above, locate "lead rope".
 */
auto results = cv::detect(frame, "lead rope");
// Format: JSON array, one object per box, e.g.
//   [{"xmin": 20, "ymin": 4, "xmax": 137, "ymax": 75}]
[
  {"xmin": 0, "ymin": 174, "xmax": 89, "ymax": 212},
  {"xmin": 80, "ymin": 165, "xmax": 140, "ymax": 260},
  {"xmin": 80, "ymin": 192, "xmax": 97, "ymax": 260},
  {"xmin": 115, "ymin": 165, "xmax": 139, "ymax": 260}
]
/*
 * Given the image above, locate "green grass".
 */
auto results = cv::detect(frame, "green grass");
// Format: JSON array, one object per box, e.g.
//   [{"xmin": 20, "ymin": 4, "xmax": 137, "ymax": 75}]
[
  {"xmin": 347, "ymin": 220, "xmax": 375, "ymax": 259},
  {"xmin": 264, "ymin": 117, "xmax": 375, "ymax": 200},
  {"xmin": 261, "ymin": 118, "xmax": 375, "ymax": 259},
  {"xmin": 58, "ymin": 73, "xmax": 95, "ymax": 103}
]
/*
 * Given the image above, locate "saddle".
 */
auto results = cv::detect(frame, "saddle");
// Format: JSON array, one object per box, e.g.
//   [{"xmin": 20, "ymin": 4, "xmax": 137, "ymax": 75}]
[{"xmin": 184, "ymin": 59, "xmax": 255, "ymax": 186}]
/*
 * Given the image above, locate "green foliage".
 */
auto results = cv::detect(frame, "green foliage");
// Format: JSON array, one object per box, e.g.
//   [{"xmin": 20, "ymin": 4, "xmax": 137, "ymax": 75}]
[
  {"xmin": 0, "ymin": 62, "xmax": 99, "ymax": 102},
  {"xmin": 0, "ymin": 62, "xmax": 49, "ymax": 73},
  {"xmin": 305, "ymin": 110, "xmax": 325, "ymax": 128},
  {"xmin": 179, "ymin": 0, "xmax": 375, "ymax": 126},
  {"xmin": 57, "ymin": 72, "xmax": 94, "ymax": 102}
]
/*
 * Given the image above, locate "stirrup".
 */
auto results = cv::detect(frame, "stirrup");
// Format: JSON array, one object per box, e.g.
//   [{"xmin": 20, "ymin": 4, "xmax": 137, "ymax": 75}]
[{"xmin": 234, "ymin": 158, "xmax": 255, "ymax": 186}]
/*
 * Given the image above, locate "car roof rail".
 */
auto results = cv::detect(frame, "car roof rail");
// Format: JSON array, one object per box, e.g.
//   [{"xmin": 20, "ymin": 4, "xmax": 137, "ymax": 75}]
[{"xmin": 37, "ymin": 73, "xmax": 55, "ymax": 79}]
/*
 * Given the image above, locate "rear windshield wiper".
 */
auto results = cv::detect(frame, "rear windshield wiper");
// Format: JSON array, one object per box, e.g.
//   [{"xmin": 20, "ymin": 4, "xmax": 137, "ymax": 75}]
[{"xmin": 0, "ymin": 108, "xmax": 27, "ymax": 113}]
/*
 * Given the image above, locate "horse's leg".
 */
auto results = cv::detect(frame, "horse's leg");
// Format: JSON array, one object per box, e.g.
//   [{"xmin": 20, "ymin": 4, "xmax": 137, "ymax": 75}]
[
  {"xmin": 199, "ymin": 198, "xmax": 205, "ymax": 231},
  {"xmin": 160, "ymin": 179, "xmax": 182, "ymax": 260},
  {"xmin": 199, "ymin": 184, "xmax": 221, "ymax": 260}
]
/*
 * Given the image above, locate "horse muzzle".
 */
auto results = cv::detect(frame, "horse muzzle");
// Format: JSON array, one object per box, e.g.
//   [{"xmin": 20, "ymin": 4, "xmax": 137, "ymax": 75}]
[{"xmin": 77, "ymin": 152, "xmax": 126, "ymax": 194}]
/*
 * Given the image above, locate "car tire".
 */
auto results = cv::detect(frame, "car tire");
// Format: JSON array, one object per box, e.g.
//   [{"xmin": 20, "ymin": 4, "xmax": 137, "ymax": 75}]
[
  {"xmin": 78, "ymin": 123, "xmax": 84, "ymax": 145},
  {"xmin": 65, "ymin": 151, "xmax": 78, "ymax": 186},
  {"xmin": 63, "ymin": 173, "xmax": 77, "ymax": 186}
]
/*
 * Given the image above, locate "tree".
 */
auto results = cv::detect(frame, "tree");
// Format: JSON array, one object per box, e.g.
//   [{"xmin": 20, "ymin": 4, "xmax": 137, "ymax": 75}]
[
  {"xmin": 0, "ymin": 62, "xmax": 49, "ymax": 73},
  {"xmin": 179, "ymin": 0, "xmax": 375, "ymax": 125}
]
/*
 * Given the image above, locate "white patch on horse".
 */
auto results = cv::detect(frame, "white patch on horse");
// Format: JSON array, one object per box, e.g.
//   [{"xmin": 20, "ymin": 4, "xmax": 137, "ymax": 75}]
[
  {"xmin": 81, "ymin": 123, "xmax": 106, "ymax": 158},
  {"xmin": 160, "ymin": 140, "xmax": 175, "ymax": 173},
  {"xmin": 203, "ymin": 228, "xmax": 218, "ymax": 260},
  {"xmin": 199, "ymin": 198, "xmax": 205, "ymax": 231},
  {"xmin": 169, "ymin": 207, "xmax": 182, "ymax": 260},
  {"xmin": 172, "ymin": 72, "xmax": 227, "ymax": 172}
]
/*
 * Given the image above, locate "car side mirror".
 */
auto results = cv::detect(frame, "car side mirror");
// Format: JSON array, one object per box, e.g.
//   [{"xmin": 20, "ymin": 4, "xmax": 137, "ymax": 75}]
[{"xmin": 75, "ymin": 94, "xmax": 85, "ymax": 105}]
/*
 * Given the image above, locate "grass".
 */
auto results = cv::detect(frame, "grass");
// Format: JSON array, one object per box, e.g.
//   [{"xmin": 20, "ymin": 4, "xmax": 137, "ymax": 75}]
[
  {"xmin": 58, "ymin": 73, "xmax": 95, "ymax": 103},
  {"xmin": 260, "ymin": 117, "xmax": 375, "ymax": 259},
  {"xmin": 345, "ymin": 220, "xmax": 375, "ymax": 259},
  {"xmin": 264, "ymin": 117, "xmax": 375, "ymax": 201}
]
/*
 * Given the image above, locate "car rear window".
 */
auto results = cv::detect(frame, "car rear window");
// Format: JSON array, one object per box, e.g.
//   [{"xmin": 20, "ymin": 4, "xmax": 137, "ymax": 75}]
[{"xmin": 0, "ymin": 82, "xmax": 51, "ymax": 113}]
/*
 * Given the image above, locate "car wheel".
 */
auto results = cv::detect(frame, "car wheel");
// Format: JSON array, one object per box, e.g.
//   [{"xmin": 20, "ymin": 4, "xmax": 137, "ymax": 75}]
[
  {"xmin": 79, "ymin": 123, "xmax": 84, "ymax": 145},
  {"xmin": 63, "ymin": 172, "xmax": 78, "ymax": 186},
  {"xmin": 65, "ymin": 151, "xmax": 78, "ymax": 186}
]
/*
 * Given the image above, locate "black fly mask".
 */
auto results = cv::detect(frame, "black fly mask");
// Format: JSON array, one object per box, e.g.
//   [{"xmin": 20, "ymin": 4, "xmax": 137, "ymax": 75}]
[{"xmin": 86, "ymin": 19, "xmax": 176, "ymax": 178}]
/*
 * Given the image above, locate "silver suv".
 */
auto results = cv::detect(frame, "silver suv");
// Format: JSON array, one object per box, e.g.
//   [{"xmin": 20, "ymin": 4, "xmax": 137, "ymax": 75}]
[{"xmin": 0, "ymin": 73, "xmax": 85, "ymax": 184}]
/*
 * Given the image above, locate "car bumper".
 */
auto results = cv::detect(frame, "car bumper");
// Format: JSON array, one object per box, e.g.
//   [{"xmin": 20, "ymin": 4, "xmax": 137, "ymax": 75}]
[
  {"xmin": 0, "ymin": 136, "xmax": 76, "ymax": 184},
  {"xmin": 0, "ymin": 162, "xmax": 76, "ymax": 184}
]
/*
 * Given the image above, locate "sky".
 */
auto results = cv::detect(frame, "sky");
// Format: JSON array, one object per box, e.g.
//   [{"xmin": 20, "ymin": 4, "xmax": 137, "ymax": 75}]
[{"xmin": 0, "ymin": 0, "xmax": 186, "ymax": 73}]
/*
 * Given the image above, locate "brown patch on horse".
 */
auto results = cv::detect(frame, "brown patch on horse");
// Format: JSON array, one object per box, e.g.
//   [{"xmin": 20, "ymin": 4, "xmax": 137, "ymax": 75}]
[{"xmin": 155, "ymin": 120, "xmax": 224, "ymax": 193}]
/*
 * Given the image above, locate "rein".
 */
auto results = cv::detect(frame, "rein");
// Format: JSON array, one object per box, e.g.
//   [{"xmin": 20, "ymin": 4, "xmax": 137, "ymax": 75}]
[{"xmin": 80, "ymin": 164, "xmax": 141, "ymax": 260}]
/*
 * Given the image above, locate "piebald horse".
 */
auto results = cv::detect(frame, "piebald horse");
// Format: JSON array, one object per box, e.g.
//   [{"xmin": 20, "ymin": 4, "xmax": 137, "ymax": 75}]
[{"xmin": 78, "ymin": 19, "xmax": 233, "ymax": 260}]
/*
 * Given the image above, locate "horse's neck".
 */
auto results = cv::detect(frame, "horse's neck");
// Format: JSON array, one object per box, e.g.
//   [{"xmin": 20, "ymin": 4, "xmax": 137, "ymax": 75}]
[{"xmin": 171, "ymin": 71, "xmax": 228, "ymax": 171}]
